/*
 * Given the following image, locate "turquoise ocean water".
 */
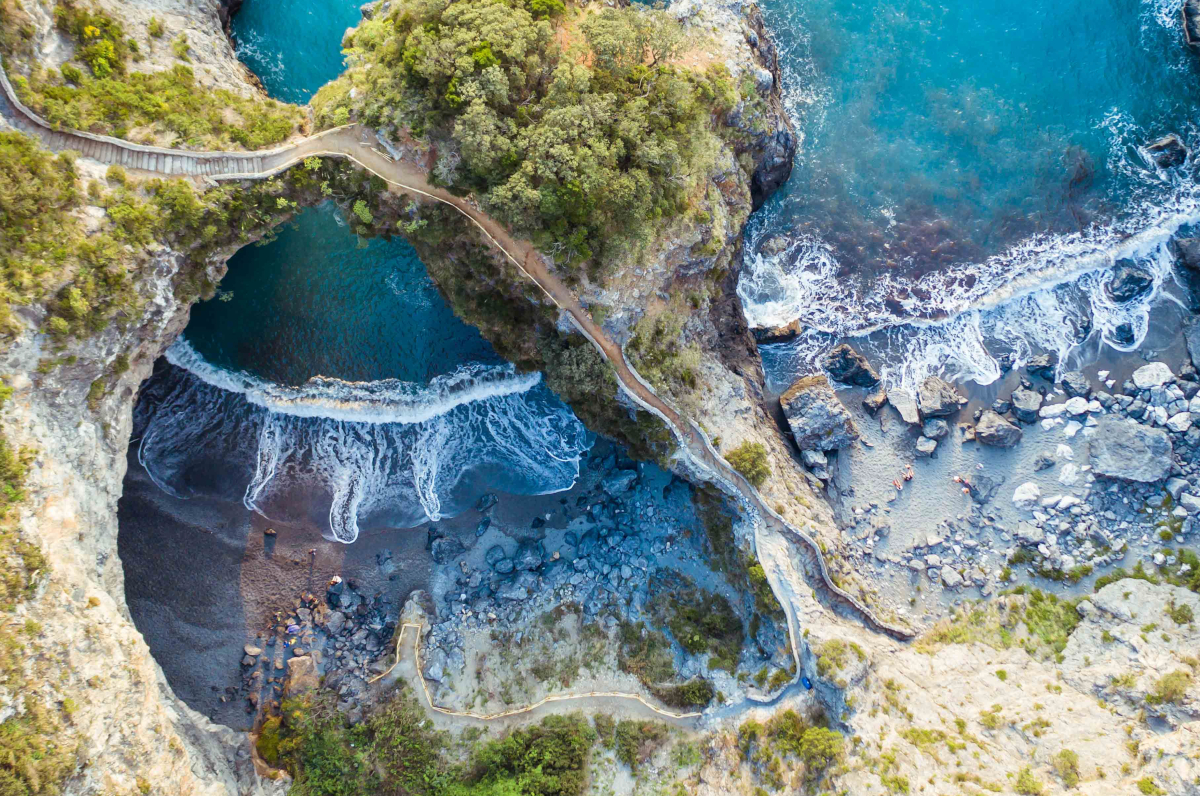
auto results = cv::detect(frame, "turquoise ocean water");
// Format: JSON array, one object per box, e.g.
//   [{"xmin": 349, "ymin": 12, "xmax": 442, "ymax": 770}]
[{"xmin": 741, "ymin": 0, "xmax": 1200, "ymax": 391}]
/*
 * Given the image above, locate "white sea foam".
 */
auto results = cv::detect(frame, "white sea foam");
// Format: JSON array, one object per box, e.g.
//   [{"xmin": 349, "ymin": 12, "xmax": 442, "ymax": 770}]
[
  {"xmin": 165, "ymin": 338, "xmax": 543, "ymax": 424},
  {"xmin": 141, "ymin": 342, "xmax": 591, "ymax": 543}
]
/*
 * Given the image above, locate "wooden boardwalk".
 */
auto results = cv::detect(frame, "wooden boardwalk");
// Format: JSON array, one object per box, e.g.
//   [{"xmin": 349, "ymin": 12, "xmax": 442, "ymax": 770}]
[{"xmin": 0, "ymin": 59, "xmax": 915, "ymax": 647}]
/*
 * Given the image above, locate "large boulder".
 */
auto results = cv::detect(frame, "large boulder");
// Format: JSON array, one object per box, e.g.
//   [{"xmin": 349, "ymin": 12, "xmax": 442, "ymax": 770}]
[
  {"xmin": 887, "ymin": 390, "xmax": 920, "ymax": 424},
  {"xmin": 974, "ymin": 410, "xmax": 1023, "ymax": 448},
  {"xmin": 780, "ymin": 374, "xmax": 859, "ymax": 451},
  {"xmin": 284, "ymin": 655, "xmax": 320, "ymax": 697},
  {"xmin": 1010, "ymin": 387, "xmax": 1043, "ymax": 423},
  {"xmin": 1089, "ymin": 416, "xmax": 1173, "ymax": 483},
  {"xmin": 1132, "ymin": 362, "xmax": 1174, "ymax": 390},
  {"xmin": 917, "ymin": 376, "xmax": 967, "ymax": 419},
  {"xmin": 1186, "ymin": 320, "xmax": 1200, "ymax": 370},
  {"xmin": 1106, "ymin": 260, "xmax": 1154, "ymax": 302},
  {"xmin": 754, "ymin": 319, "xmax": 803, "ymax": 344},
  {"xmin": 1145, "ymin": 134, "xmax": 1189, "ymax": 168},
  {"xmin": 822, "ymin": 344, "xmax": 880, "ymax": 387},
  {"xmin": 1173, "ymin": 236, "xmax": 1200, "ymax": 270}
]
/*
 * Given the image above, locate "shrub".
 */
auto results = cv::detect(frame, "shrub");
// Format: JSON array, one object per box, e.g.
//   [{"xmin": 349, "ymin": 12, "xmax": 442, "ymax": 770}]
[
  {"xmin": 1166, "ymin": 600, "xmax": 1194, "ymax": 625},
  {"xmin": 1137, "ymin": 778, "xmax": 1166, "ymax": 795},
  {"xmin": 1146, "ymin": 670, "xmax": 1192, "ymax": 705},
  {"xmin": 148, "ymin": 15, "xmax": 164, "ymax": 37},
  {"xmin": 1051, "ymin": 749, "xmax": 1080, "ymax": 788},
  {"xmin": 725, "ymin": 441, "xmax": 771, "ymax": 488},
  {"xmin": 171, "ymin": 33, "xmax": 190, "ymax": 61},
  {"xmin": 614, "ymin": 720, "xmax": 669, "ymax": 772},
  {"xmin": 1014, "ymin": 766, "xmax": 1043, "ymax": 795}
]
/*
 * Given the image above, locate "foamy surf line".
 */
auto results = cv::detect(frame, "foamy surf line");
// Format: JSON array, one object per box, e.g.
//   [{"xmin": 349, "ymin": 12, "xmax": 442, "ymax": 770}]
[
  {"xmin": 741, "ymin": 185, "xmax": 1200, "ymax": 338},
  {"xmin": 165, "ymin": 338, "xmax": 542, "ymax": 425}
]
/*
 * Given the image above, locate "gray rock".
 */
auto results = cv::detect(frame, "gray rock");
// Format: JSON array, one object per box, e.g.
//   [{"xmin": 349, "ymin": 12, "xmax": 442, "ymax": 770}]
[
  {"xmin": 1026, "ymin": 354, "xmax": 1057, "ymax": 380},
  {"xmin": 823, "ymin": 344, "xmax": 880, "ymax": 387},
  {"xmin": 1181, "ymin": 493, "xmax": 1200, "ymax": 513},
  {"xmin": 887, "ymin": 390, "xmax": 921, "ymax": 425},
  {"xmin": 780, "ymin": 374, "xmax": 859, "ymax": 451},
  {"xmin": 1166, "ymin": 477, "xmax": 1190, "ymax": 500},
  {"xmin": 1173, "ymin": 237, "xmax": 1200, "ymax": 270},
  {"xmin": 863, "ymin": 388, "xmax": 888, "ymax": 414},
  {"xmin": 800, "ymin": 449, "xmax": 830, "ymax": 480},
  {"xmin": 1010, "ymin": 387, "xmax": 1043, "ymax": 423},
  {"xmin": 244, "ymin": 645, "xmax": 263, "ymax": 657},
  {"xmin": 967, "ymin": 473, "xmax": 1003, "ymax": 504},
  {"xmin": 430, "ymin": 536, "xmax": 465, "ymax": 565},
  {"xmin": 940, "ymin": 566, "xmax": 964, "ymax": 588},
  {"xmin": 1088, "ymin": 416, "xmax": 1173, "ymax": 483},
  {"xmin": 1032, "ymin": 454, "xmax": 1055, "ymax": 471},
  {"xmin": 1185, "ymin": 321, "xmax": 1200, "ymax": 371},
  {"xmin": 494, "ymin": 579, "xmax": 528, "ymax": 602},
  {"xmin": 922, "ymin": 418, "xmax": 950, "ymax": 440},
  {"xmin": 601, "ymin": 470, "xmax": 638, "ymax": 495},
  {"xmin": 1014, "ymin": 522, "xmax": 1045, "ymax": 545},
  {"xmin": 1061, "ymin": 370, "xmax": 1091, "ymax": 397},
  {"xmin": 512, "ymin": 541, "xmax": 544, "ymax": 571},
  {"xmin": 974, "ymin": 410, "xmax": 1023, "ymax": 448},
  {"xmin": 1106, "ymin": 260, "xmax": 1154, "ymax": 302},
  {"xmin": 494, "ymin": 558, "xmax": 515, "ymax": 575},
  {"xmin": 325, "ymin": 611, "xmax": 346, "ymax": 635},
  {"xmin": 485, "ymin": 545, "xmax": 507, "ymax": 568},
  {"xmin": 917, "ymin": 376, "xmax": 967, "ymax": 419},
  {"xmin": 915, "ymin": 436, "xmax": 938, "ymax": 457}
]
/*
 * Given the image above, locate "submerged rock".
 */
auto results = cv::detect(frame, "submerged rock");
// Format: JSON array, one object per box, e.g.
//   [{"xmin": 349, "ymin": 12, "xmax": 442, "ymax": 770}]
[
  {"xmin": 1186, "ymin": 0, "xmax": 1200, "ymax": 45},
  {"xmin": 780, "ymin": 374, "xmax": 859, "ymax": 451},
  {"xmin": 1145, "ymin": 133, "xmax": 1189, "ymax": 169},
  {"xmin": 975, "ymin": 410, "xmax": 1023, "ymax": 447},
  {"xmin": 823, "ymin": 344, "xmax": 880, "ymax": 387},
  {"xmin": 1106, "ymin": 260, "xmax": 1154, "ymax": 302},
  {"xmin": 1089, "ymin": 416, "xmax": 1173, "ymax": 483},
  {"xmin": 917, "ymin": 377, "xmax": 967, "ymax": 419}
]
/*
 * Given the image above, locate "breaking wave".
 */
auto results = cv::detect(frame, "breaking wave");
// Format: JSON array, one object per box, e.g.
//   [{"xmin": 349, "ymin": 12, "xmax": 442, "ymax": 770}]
[{"xmin": 135, "ymin": 340, "xmax": 592, "ymax": 543}]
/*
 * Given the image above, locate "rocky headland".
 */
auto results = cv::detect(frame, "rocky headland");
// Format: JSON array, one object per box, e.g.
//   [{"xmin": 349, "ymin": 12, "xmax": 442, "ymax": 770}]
[{"xmin": 0, "ymin": 0, "xmax": 1196, "ymax": 795}]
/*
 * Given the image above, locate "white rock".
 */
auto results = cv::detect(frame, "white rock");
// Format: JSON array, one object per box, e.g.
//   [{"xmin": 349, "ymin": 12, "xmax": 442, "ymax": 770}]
[
  {"xmin": 1013, "ymin": 482, "xmax": 1041, "ymax": 509},
  {"xmin": 1064, "ymin": 396, "xmax": 1090, "ymax": 416},
  {"xmin": 1058, "ymin": 463, "xmax": 1080, "ymax": 485},
  {"xmin": 1167, "ymin": 412, "xmax": 1193, "ymax": 433},
  {"xmin": 1064, "ymin": 420, "xmax": 1083, "ymax": 438},
  {"xmin": 1040, "ymin": 404, "xmax": 1068, "ymax": 418},
  {"xmin": 1180, "ymin": 493, "xmax": 1200, "ymax": 513},
  {"xmin": 1087, "ymin": 400, "xmax": 1103, "ymax": 413},
  {"xmin": 1097, "ymin": 370, "xmax": 1110, "ymax": 379},
  {"xmin": 1058, "ymin": 495, "xmax": 1081, "ymax": 509},
  {"xmin": 1132, "ymin": 362, "xmax": 1173, "ymax": 389},
  {"xmin": 1189, "ymin": 395, "xmax": 1200, "ymax": 415},
  {"xmin": 1041, "ymin": 418, "xmax": 1064, "ymax": 430},
  {"xmin": 1055, "ymin": 444, "xmax": 1074, "ymax": 461}
]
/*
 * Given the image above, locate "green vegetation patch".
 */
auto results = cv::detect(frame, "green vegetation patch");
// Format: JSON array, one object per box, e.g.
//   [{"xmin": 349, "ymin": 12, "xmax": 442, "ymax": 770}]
[
  {"xmin": 916, "ymin": 588, "xmax": 1079, "ymax": 661},
  {"xmin": 262, "ymin": 689, "xmax": 597, "ymax": 796},
  {"xmin": 724, "ymin": 441, "xmax": 771, "ymax": 488},
  {"xmin": 613, "ymin": 720, "xmax": 668, "ymax": 773},
  {"xmin": 7, "ymin": 1, "xmax": 302, "ymax": 149},
  {"xmin": 626, "ymin": 310, "xmax": 701, "ymax": 396},
  {"xmin": 738, "ymin": 710, "xmax": 844, "ymax": 789},
  {"xmin": 318, "ymin": 0, "xmax": 745, "ymax": 275},
  {"xmin": 650, "ymin": 571, "xmax": 743, "ymax": 672}
]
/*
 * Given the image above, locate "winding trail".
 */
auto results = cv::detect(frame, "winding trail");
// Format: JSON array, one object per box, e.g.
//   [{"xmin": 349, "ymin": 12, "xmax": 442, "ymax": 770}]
[{"xmin": 2, "ymin": 63, "xmax": 913, "ymax": 680}]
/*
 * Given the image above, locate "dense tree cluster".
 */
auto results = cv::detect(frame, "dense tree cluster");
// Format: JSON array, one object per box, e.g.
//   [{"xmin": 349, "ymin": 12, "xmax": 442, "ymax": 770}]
[{"xmin": 315, "ymin": 0, "xmax": 741, "ymax": 273}]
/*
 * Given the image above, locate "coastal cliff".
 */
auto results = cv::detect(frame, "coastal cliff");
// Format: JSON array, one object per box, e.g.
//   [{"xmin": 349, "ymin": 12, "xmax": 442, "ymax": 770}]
[{"xmin": 0, "ymin": 0, "xmax": 1196, "ymax": 794}]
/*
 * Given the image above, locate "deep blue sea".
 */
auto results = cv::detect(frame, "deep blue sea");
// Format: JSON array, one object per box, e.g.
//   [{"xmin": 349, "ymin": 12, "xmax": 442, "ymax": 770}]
[
  {"xmin": 741, "ymin": 0, "xmax": 1200, "ymax": 392},
  {"xmin": 135, "ymin": 14, "xmax": 590, "ymax": 542}
]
